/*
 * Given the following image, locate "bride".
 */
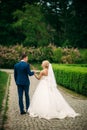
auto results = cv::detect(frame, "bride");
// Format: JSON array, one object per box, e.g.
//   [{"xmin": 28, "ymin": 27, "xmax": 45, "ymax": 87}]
[{"xmin": 28, "ymin": 60, "xmax": 79, "ymax": 119}]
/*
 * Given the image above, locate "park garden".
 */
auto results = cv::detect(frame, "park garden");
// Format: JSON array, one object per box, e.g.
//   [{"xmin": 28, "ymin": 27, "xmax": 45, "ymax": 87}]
[{"xmin": 0, "ymin": 0, "xmax": 87, "ymax": 115}]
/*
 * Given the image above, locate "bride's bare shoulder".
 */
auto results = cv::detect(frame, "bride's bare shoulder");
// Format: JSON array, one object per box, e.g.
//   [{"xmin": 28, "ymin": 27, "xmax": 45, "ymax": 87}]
[{"xmin": 41, "ymin": 69, "xmax": 48, "ymax": 76}]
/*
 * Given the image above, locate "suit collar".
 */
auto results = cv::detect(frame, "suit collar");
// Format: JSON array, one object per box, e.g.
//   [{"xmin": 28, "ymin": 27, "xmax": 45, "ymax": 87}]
[{"xmin": 21, "ymin": 60, "xmax": 25, "ymax": 62}]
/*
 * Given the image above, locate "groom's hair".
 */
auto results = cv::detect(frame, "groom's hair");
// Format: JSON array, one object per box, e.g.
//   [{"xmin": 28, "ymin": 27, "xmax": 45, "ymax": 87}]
[{"xmin": 21, "ymin": 53, "xmax": 27, "ymax": 60}]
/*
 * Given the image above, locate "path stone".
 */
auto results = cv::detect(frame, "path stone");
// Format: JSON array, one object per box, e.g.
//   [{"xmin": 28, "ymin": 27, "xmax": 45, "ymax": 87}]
[{"xmin": 1, "ymin": 69, "xmax": 87, "ymax": 130}]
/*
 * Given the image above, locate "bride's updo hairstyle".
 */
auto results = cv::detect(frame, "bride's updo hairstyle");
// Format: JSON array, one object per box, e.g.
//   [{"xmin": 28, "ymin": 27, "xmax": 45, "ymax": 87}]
[{"xmin": 42, "ymin": 60, "xmax": 49, "ymax": 69}]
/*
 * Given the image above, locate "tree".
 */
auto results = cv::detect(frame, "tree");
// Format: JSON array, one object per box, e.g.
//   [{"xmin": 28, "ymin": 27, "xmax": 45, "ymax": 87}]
[
  {"xmin": 39, "ymin": 0, "xmax": 87, "ymax": 48},
  {"xmin": 39, "ymin": 0, "xmax": 74, "ymax": 46},
  {"xmin": 13, "ymin": 4, "xmax": 52, "ymax": 47},
  {"xmin": 0, "ymin": 0, "xmax": 31, "ymax": 45},
  {"xmin": 72, "ymin": 0, "xmax": 87, "ymax": 48},
  {"xmin": 0, "ymin": 0, "xmax": 87, "ymax": 48}
]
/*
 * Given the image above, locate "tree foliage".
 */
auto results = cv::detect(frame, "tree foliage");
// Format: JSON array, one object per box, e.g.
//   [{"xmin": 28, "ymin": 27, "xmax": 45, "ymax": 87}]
[
  {"xmin": 12, "ymin": 4, "xmax": 53, "ymax": 47},
  {"xmin": 0, "ymin": 0, "xmax": 87, "ymax": 48}
]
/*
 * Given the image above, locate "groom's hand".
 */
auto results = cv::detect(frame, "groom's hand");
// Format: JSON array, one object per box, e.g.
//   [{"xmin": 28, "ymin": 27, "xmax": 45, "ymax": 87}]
[{"xmin": 33, "ymin": 70, "xmax": 36, "ymax": 74}]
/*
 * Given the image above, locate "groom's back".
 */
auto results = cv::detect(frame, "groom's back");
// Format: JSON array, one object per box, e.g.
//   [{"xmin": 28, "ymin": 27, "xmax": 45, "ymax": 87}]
[{"xmin": 14, "ymin": 61, "xmax": 29, "ymax": 85}]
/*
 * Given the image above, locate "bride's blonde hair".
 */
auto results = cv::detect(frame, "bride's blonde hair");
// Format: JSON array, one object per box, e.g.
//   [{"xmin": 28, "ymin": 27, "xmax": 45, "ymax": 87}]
[{"xmin": 42, "ymin": 60, "xmax": 49, "ymax": 68}]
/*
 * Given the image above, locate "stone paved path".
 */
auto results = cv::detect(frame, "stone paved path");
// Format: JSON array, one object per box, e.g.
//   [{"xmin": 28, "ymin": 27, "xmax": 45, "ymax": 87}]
[{"xmin": 1, "ymin": 69, "xmax": 87, "ymax": 130}]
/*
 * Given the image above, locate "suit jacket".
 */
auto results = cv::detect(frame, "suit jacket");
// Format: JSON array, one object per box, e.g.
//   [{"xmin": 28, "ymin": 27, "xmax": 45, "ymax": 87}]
[{"xmin": 14, "ymin": 61, "xmax": 34, "ymax": 86}]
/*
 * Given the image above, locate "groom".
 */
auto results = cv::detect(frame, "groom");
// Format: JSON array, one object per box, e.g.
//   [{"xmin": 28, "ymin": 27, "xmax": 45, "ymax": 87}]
[{"xmin": 14, "ymin": 53, "xmax": 34, "ymax": 114}]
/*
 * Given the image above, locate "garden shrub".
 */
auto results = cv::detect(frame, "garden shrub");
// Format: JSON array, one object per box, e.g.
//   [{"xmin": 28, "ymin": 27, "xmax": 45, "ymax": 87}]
[
  {"xmin": 53, "ymin": 64, "xmax": 87, "ymax": 96},
  {"xmin": 0, "ymin": 71, "xmax": 9, "ymax": 110},
  {"xmin": 82, "ymin": 50, "xmax": 87, "ymax": 63},
  {"xmin": 52, "ymin": 48, "xmax": 63, "ymax": 63},
  {"xmin": 0, "ymin": 45, "xmax": 53, "ymax": 68},
  {"xmin": 61, "ymin": 48, "xmax": 81, "ymax": 64},
  {"xmin": 0, "ymin": 45, "xmax": 87, "ymax": 68}
]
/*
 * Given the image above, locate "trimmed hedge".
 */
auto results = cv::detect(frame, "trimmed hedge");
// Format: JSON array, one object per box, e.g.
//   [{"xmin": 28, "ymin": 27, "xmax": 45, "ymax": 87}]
[
  {"xmin": 53, "ymin": 64, "xmax": 87, "ymax": 96},
  {"xmin": 0, "ymin": 71, "xmax": 9, "ymax": 110}
]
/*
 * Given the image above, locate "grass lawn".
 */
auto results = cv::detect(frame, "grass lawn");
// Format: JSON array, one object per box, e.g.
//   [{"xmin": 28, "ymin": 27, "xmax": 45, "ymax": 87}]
[{"xmin": 0, "ymin": 71, "xmax": 9, "ymax": 111}]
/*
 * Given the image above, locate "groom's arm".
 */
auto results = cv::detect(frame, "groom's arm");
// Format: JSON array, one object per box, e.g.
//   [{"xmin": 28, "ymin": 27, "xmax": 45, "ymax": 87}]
[{"xmin": 27, "ymin": 64, "xmax": 34, "ymax": 76}]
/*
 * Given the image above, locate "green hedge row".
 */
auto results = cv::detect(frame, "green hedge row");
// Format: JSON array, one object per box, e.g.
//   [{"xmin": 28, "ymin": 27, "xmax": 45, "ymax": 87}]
[
  {"xmin": 53, "ymin": 64, "xmax": 87, "ymax": 96},
  {"xmin": 0, "ymin": 71, "xmax": 9, "ymax": 110}
]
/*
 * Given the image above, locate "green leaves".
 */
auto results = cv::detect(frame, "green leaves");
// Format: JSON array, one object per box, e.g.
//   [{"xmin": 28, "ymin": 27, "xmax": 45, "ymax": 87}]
[
  {"xmin": 53, "ymin": 64, "xmax": 87, "ymax": 96},
  {"xmin": 0, "ymin": 71, "xmax": 9, "ymax": 111},
  {"xmin": 12, "ymin": 4, "xmax": 51, "ymax": 47}
]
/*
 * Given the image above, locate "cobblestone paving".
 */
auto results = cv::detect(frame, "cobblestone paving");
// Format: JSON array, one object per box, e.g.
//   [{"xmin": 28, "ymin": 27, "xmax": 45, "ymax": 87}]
[{"xmin": 2, "ymin": 69, "xmax": 87, "ymax": 130}]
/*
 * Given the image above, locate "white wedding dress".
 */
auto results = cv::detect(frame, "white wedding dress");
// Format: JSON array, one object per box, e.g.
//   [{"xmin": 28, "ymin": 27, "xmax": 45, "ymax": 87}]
[{"xmin": 28, "ymin": 64, "xmax": 79, "ymax": 119}]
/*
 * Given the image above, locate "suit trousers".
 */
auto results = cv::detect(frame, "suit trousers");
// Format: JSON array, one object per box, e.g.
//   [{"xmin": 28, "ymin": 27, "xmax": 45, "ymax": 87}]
[{"xmin": 17, "ymin": 84, "xmax": 30, "ymax": 113}]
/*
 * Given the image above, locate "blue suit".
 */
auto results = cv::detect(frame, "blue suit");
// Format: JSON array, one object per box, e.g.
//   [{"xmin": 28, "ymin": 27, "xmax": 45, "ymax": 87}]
[{"xmin": 14, "ymin": 61, "xmax": 34, "ymax": 113}]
